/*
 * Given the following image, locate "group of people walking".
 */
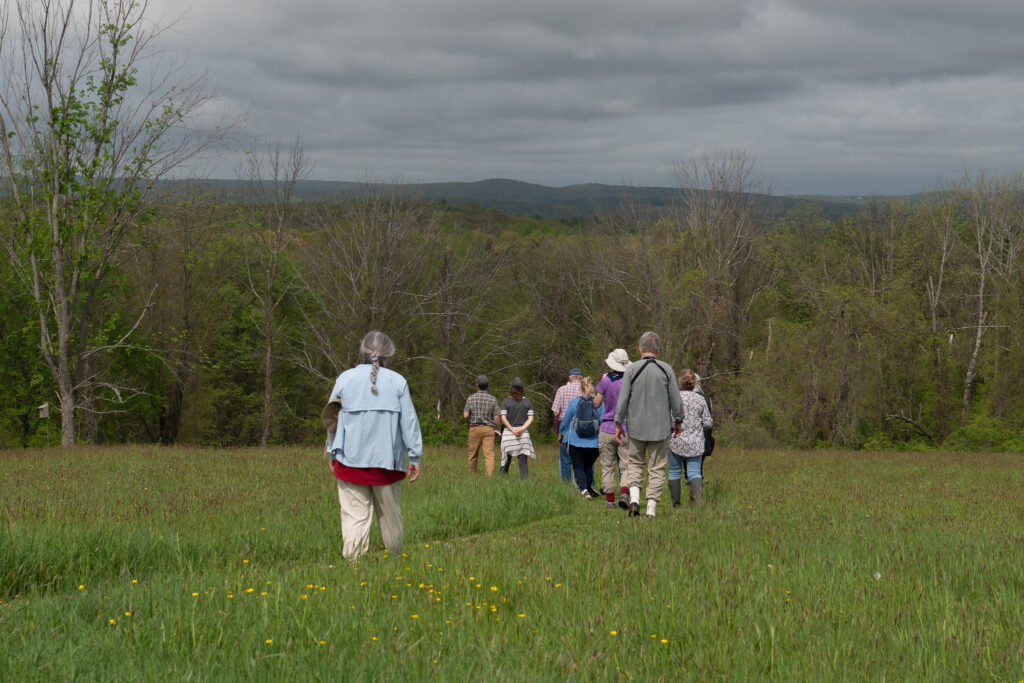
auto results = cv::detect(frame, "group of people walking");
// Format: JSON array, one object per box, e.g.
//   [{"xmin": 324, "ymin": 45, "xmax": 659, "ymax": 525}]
[
  {"xmin": 465, "ymin": 330, "xmax": 714, "ymax": 517},
  {"xmin": 323, "ymin": 329, "xmax": 713, "ymax": 561}
]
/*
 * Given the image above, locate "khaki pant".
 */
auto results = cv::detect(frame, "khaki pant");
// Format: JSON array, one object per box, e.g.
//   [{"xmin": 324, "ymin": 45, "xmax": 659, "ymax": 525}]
[
  {"xmin": 468, "ymin": 425, "xmax": 496, "ymax": 475},
  {"xmin": 336, "ymin": 479, "xmax": 403, "ymax": 560},
  {"xmin": 598, "ymin": 430, "xmax": 629, "ymax": 494},
  {"xmin": 623, "ymin": 435, "xmax": 670, "ymax": 502}
]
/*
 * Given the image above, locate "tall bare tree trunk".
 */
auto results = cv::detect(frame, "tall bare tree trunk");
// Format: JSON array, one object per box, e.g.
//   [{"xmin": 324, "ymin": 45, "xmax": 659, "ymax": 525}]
[
  {"xmin": 261, "ymin": 303, "xmax": 274, "ymax": 446},
  {"xmin": 240, "ymin": 137, "xmax": 310, "ymax": 446},
  {"xmin": 961, "ymin": 283, "xmax": 986, "ymax": 424}
]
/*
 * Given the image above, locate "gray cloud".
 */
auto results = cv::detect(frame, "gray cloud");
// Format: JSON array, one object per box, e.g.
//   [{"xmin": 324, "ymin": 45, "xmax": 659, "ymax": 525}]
[{"xmin": 151, "ymin": 0, "xmax": 1024, "ymax": 194}]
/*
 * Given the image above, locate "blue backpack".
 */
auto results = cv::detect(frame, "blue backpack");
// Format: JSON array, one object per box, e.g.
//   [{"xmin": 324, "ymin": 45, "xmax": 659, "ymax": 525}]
[{"xmin": 573, "ymin": 397, "xmax": 600, "ymax": 438}]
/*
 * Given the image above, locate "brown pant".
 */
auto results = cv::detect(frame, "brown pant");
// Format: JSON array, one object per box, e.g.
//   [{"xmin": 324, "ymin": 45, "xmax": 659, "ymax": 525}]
[
  {"xmin": 468, "ymin": 424, "xmax": 496, "ymax": 475},
  {"xmin": 623, "ymin": 435, "xmax": 670, "ymax": 502},
  {"xmin": 598, "ymin": 430, "xmax": 630, "ymax": 494}
]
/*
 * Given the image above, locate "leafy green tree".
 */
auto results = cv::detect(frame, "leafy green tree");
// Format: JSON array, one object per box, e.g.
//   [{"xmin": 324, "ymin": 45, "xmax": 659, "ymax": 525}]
[{"xmin": 0, "ymin": 0, "xmax": 223, "ymax": 445}]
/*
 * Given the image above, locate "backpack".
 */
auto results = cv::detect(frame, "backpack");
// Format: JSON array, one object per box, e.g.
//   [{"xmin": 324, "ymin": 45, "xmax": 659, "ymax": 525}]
[
  {"xmin": 573, "ymin": 397, "xmax": 600, "ymax": 438},
  {"xmin": 700, "ymin": 392, "xmax": 715, "ymax": 458}
]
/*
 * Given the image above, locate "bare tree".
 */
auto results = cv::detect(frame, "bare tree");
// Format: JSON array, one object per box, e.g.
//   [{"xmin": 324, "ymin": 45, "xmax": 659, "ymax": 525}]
[
  {"xmin": 297, "ymin": 182, "xmax": 442, "ymax": 377},
  {"xmin": 129, "ymin": 182, "xmax": 235, "ymax": 443},
  {"xmin": 947, "ymin": 173, "xmax": 1024, "ymax": 423},
  {"xmin": 239, "ymin": 137, "xmax": 311, "ymax": 445},
  {"xmin": 418, "ymin": 236, "xmax": 527, "ymax": 414},
  {"xmin": 924, "ymin": 197, "xmax": 957, "ymax": 336},
  {"xmin": 672, "ymin": 149, "xmax": 777, "ymax": 375},
  {"xmin": 0, "ymin": 0, "xmax": 225, "ymax": 446}
]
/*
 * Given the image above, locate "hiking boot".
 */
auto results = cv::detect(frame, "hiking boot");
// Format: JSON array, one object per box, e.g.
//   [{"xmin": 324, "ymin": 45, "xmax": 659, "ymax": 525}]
[
  {"xmin": 628, "ymin": 502, "xmax": 640, "ymax": 517},
  {"xmin": 606, "ymin": 500, "xmax": 616, "ymax": 510},
  {"xmin": 618, "ymin": 493, "xmax": 629, "ymax": 510}
]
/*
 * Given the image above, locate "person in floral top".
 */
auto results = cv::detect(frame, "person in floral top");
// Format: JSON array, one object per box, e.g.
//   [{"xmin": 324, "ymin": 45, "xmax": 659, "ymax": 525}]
[{"xmin": 668, "ymin": 369, "xmax": 713, "ymax": 506}]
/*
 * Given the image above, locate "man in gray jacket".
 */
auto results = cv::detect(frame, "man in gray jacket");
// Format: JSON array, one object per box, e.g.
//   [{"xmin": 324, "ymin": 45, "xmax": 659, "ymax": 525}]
[{"xmin": 614, "ymin": 331, "xmax": 683, "ymax": 517}]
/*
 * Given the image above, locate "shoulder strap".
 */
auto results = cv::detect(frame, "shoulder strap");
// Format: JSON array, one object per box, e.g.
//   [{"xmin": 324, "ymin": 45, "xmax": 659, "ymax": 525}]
[
  {"xmin": 628, "ymin": 357, "xmax": 675, "ymax": 410},
  {"xmin": 634, "ymin": 357, "xmax": 671, "ymax": 385}
]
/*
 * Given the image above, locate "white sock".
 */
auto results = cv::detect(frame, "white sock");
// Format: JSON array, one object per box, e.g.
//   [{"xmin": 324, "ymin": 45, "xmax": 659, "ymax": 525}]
[
  {"xmin": 629, "ymin": 486, "xmax": 640, "ymax": 504},
  {"xmin": 646, "ymin": 499, "xmax": 657, "ymax": 516}
]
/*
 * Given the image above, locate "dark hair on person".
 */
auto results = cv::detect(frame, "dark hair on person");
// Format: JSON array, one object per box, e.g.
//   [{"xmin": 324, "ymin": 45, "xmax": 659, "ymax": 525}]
[
  {"xmin": 509, "ymin": 378, "xmax": 525, "ymax": 400},
  {"xmin": 678, "ymin": 369, "xmax": 697, "ymax": 391},
  {"xmin": 359, "ymin": 331, "xmax": 395, "ymax": 394}
]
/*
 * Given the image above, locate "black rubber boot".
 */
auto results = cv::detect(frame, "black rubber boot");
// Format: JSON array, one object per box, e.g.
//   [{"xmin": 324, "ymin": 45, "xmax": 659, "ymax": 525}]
[
  {"xmin": 689, "ymin": 477, "xmax": 704, "ymax": 505},
  {"xmin": 668, "ymin": 479, "xmax": 682, "ymax": 508}
]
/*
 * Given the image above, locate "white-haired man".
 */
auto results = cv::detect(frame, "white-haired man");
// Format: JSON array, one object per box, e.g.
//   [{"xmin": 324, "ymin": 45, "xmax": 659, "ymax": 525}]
[{"xmin": 613, "ymin": 331, "xmax": 683, "ymax": 518}]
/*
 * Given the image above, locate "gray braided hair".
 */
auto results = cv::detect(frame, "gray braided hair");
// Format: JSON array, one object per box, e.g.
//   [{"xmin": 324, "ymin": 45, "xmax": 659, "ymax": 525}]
[{"xmin": 359, "ymin": 331, "xmax": 396, "ymax": 394}]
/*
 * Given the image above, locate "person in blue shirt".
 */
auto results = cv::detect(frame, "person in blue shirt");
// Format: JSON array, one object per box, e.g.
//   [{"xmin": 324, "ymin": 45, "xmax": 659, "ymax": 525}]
[
  {"xmin": 324, "ymin": 331, "xmax": 423, "ymax": 560},
  {"xmin": 558, "ymin": 376, "xmax": 604, "ymax": 498}
]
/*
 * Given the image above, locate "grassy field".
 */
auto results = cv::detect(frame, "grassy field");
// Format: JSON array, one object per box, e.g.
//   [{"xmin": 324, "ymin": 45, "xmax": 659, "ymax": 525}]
[{"xmin": 1, "ymin": 445, "xmax": 1023, "ymax": 681}]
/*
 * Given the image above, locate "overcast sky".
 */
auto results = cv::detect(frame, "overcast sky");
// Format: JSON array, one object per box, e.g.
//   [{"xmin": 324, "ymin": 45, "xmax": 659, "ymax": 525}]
[{"xmin": 150, "ymin": 0, "xmax": 1024, "ymax": 195}]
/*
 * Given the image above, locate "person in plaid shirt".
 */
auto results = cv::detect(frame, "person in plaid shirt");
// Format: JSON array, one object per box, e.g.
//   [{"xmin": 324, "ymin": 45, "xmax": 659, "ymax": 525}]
[
  {"xmin": 552, "ymin": 368, "xmax": 583, "ymax": 483},
  {"xmin": 463, "ymin": 375, "xmax": 501, "ymax": 475}
]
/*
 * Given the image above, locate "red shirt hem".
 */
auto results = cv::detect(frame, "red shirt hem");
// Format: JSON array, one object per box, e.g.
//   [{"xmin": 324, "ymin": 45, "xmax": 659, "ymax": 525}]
[{"xmin": 332, "ymin": 460, "xmax": 407, "ymax": 486}]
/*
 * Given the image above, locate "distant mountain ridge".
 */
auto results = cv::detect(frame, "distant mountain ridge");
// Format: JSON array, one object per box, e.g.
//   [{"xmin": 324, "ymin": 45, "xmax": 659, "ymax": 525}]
[{"xmin": 161, "ymin": 177, "xmax": 895, "ymax": 221}]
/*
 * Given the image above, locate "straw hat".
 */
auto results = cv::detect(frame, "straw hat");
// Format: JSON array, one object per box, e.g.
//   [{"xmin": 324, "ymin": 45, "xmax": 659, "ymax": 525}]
[{"xmin": 321, "ymin": 399, "xmax": 341, "ymax": 432}]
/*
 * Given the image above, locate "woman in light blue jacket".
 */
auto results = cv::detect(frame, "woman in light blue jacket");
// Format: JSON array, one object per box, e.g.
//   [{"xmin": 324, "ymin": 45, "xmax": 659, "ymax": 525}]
[
  {"xmin": 558, "ymin": 376, "xmax": 604, "ymax": 499},
  {"xmin": 325, "ymin": 331, "xmax": 423, "ymax": 560}
]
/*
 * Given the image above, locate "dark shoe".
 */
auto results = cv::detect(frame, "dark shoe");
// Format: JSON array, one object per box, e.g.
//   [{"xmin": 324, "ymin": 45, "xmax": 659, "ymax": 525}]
[
  {"xmin": 628, "ymin": 501, "xmax": 640, "ymax": 517},
  {"xmin": 586, "ymin": 487, "xmax": 600, "ymax": 499},
  {"xmin": 618, "ymin": 493, "xmax": 629, "ymax": 510},
  {"xmin": 668, "ymin": 479, "xmax": 682, "ymax": 508}
]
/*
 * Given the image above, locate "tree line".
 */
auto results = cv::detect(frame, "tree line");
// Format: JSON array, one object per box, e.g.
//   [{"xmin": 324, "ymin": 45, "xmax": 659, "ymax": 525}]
[{"xmin": 4, "ymin": 150, "xmax": 1024, "ymax": 451}]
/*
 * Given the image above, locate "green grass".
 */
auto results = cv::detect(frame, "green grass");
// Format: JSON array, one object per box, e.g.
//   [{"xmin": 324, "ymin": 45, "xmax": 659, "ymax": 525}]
[{"xmin": 1, "ymin": 446, "xmax": 1023, "ymax": 681}]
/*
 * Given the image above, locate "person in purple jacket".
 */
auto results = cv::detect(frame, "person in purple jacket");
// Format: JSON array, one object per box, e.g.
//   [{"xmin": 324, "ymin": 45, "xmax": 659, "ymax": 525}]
[{"xmin": 594, "ymin": 348, "xmax": 632, "ymax": 509}]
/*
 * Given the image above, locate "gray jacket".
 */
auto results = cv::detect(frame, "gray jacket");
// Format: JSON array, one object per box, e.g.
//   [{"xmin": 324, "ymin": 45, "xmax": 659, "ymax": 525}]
[{"xmin": 613, "ymin": 355, "xmax": 684, "ymax": 441}]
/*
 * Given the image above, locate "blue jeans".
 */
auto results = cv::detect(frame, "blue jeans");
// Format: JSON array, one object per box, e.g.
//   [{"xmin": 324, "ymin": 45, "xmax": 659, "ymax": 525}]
[
  {"xmin": 668, "ymin": 452, "xmax": 703, "ymax": 481},
  {"xmin": 559, "ymin": 442, "xmax": 573, "ymax": 482}
]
